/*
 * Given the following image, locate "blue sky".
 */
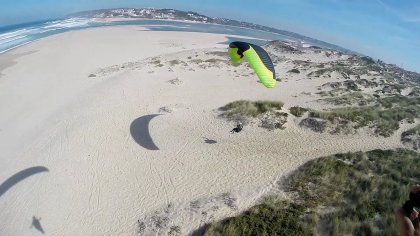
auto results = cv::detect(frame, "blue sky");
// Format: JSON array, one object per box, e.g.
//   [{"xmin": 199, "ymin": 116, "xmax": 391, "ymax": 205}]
[{"xmin": 0, "ymin": 0, "xmax": 419, "ymax": 71}]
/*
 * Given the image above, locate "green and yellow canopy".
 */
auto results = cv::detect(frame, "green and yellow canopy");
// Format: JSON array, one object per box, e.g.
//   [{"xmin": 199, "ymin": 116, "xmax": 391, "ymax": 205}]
[{"xmin": 228, "ymin": 41, "xmax": 276, "ymax": 88}]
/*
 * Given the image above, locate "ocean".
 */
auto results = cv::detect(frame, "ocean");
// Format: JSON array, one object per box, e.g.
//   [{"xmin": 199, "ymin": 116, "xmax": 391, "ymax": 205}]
[{"xmin": 0, "ymin": 18, "xmax": 306, "ymax": 54}]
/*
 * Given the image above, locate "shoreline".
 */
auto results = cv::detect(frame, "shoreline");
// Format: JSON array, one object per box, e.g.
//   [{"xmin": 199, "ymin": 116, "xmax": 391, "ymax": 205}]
[{"xmin": 0, "ymin": 17, "xmax": 299, "ymax": 58}]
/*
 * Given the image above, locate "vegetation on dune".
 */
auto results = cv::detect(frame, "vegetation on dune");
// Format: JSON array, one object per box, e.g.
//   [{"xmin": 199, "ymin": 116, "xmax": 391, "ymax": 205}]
[
  {"xmin": 285, "ymin": 149, "xmax": 419, "ymax": 235},
  {"xmin": 205, "ymin": 58, "xmax": 226, "ymax": 63},
  {"xmin": 266, "ymin": 41, "xmax": 303, "ymax": 54},
  {"xmin": 287, "ymin": 68, "xmax": 301, "ymax": 74},
  {"xmin": 309, "ymin": 107, "xmax": 394, "ymax": 137},
  {"xmin": 401, "ymin": 124, "xmax": 420, "ymax": 151},
  {"xmin": 151, "ymin": 59, "xmax": 161, "ymax": 64},
  {"xmin": 355, "ymin": 78, "xmax": 379, "ymax": 88},
  {"xmin": 203, "ymin": 200, "xmax": 315, "ymax": 236},
  {"xmin": 321, "ymin": 92, "xmax": 374, "ymax": 106},
  {"xmin": 219, "ymin": 100, "xmax": 287, "ymax": 130},
  {"xmin": 289, "ymin": 106, "xmax": 308, "ymax": 117},
  {"xmin": 360, "ymin": 56, "xmax": 376, "ymax": 65},
  {"xmin": 306, "ymin": 96, "xmax": 420, "ymax": 137},
  {"xmin": 408, "ymin": 87, "xmax": 420, "ymax": 96},
  {"xmin": 168, "ymin": 59, "xmax": 181, "ymax": 65},
  {"xmin": 378, "ymin": 95, "xmax": 420, "ymax": 109},
  {"xmin": 151, "ymin": 59, "xmax": 164, "ymax": 67},
  {"xmin": 402, "ymin": 125, "xmax": 420, "ymax": 137},
  {"xmin": 190, "ymin": 58, "xmax": 204, "ymax": 64},
  {"xmin": 307, "ymin": 68, "xmax": 330, "ymax": 78},
  {"xmin": 167, "ymin": 58, "xmax": 225, "ymax": 67},
  {"xmin": 219, "ymin": 100, "xmax": 283, "ymax": 119},
  {"xmin": 218, "ymin": 95, "xmax": 419, "ymax": 136},
  {"xmin": 202, "ymin": 149, "xmax": 420, "ymax": 236},
  {"xmin": 307, "ymin": 65, "xmax": 355, "ymax": 78},
  {"xmin": 168, "ymin": 59, "xmax": 185, "ymax": 66},
  {"xmin": 309, "ymin": 45, "xmax": 322, "ymax": 50},
  {"xmin": 267, "ymin": 41, "xmax": 419, "ymax": 88},
  {"xmin": 316, "ymin": 88, "xmax": 348, "ymax": 97},
  {"xmin": 304, "ymin": 56, "xmax": 395, "ymax": 82},
  {"xmin": 343, "ymin": 80, "xmax": 360, "ymax": 91}
]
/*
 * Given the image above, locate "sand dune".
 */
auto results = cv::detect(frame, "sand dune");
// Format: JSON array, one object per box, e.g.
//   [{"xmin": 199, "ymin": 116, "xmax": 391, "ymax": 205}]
[{"xmin": 0, "ymin": 26, "xmax": 407, "ymax": 235}]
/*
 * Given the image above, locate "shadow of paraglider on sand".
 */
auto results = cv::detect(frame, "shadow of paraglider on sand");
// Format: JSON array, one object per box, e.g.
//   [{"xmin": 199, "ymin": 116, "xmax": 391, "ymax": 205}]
[
  {"xmin": 0, "ymin": 166, "xmax": 49, "ymax": 198},
  {"xmin": 130, "ymin": 114, "xmax": 162, "ymax": 150}
]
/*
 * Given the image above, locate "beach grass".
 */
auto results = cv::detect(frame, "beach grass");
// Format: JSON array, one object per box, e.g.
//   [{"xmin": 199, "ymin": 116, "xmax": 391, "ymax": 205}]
[
  {"xmin": 401, "ymin": 124, "xmax": 420, "ymax": 151},
  {"xmin": 379, "ymin": 95, "xmax": 420, "ymax": 109},
  {"xmin": 203, "ymin": 199, "xmax": 315, "ymax": 236},
  {"xmin": 203, "ymin": 149, "xmax": 420, "ymax": 235},
  {"xmin": 219, "ymin": 100, "xmax": 284, "ymax": 119},
  {"xmin": 308, "ymin": 96, "xmax": 420, "ymax": 136},
  {"xmin": 321, "ymin": 92, "xmax": 374, "ymax": 106},
  {"xmin": 287, "ymin": 68, "xmax": 300, "ymax": 74},
  {"xmin": 289, "ymin": 106, "xmax": 308, "ymax": 117},
  {"xmin": 316, "ymin": 88, "xmax": 348, "ymax": 97},
  {"xmin": 190, "ymin": 59, "xmax": 204, "ymax": 64},
  {"xmin": 168, "ymin": 59, "xmax": 182, "ymax": 66}
]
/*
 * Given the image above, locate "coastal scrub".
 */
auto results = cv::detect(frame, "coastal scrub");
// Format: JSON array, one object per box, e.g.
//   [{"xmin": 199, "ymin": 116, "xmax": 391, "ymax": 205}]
[{"xmin": 202, "ymin": 149, "xmax": 420, "ymax": 235}]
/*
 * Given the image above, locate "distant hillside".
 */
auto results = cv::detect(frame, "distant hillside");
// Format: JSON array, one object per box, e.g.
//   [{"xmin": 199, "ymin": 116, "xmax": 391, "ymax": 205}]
[{"xmin": 69, "ymin": 8, "xmax": 356, "ymax": 54}]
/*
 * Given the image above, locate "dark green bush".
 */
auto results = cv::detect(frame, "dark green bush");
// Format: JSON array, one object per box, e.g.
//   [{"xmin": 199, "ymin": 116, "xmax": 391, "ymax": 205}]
[
  {"xmin": 289, "ymin": 106, "xmax": 308, "ymax": 117},
  {"xmin": 288, "ymin": 69, "xmax": 300, "ymax": 74},
  {"xmin": 203, "ymin": 149, "xmax": 420, "ymax": 235},
  {"xmin": 309, "ymin": 96, "xmax": 420, "ymax": 137},
  {"xmin": 203, "ymin": 201, "xmax": 314, "ymax": 236},
  {"xmin": 219, "ymin": 100, "xmax": 284, "ymax": 119}
]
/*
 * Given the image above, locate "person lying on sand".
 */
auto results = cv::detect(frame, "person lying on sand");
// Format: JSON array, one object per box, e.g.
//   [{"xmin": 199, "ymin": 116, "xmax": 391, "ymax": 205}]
[
  {"xmin": 230, "ymin": 122, "xmax": 243, "ymax": 133},
  {"xmin": 395, "ymin": 185, "xmax": 420, "ymax": 236}
]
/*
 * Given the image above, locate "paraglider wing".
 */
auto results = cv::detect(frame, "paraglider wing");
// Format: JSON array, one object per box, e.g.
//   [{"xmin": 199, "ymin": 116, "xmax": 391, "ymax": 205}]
[
  {"xmin": 228, "ymin": 44, "xmax": 243, "ymax": 64},
  {"xmin": 228, "ymin": 41, "xmax": 276, "ymax": 88}
]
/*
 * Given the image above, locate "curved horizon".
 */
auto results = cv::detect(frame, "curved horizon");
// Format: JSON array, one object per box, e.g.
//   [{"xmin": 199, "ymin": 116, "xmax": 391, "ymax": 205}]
[
  {"xmin": 1, "ymin": 1, "xmax": 419, "ymax": 72},
  {"xmin": 0, "ymin": 11, "xmax": 418, "ymax": 73}
]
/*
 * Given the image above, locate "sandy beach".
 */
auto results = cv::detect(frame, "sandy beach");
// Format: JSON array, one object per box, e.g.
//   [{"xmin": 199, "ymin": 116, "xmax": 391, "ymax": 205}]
[{"xmin": 0, "ymin": 26, "xmax": 407, "ymax": 235}]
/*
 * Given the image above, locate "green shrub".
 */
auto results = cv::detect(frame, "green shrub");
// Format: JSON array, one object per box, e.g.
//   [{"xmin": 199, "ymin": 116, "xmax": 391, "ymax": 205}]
[
  {"xmin": 203, "ymin": 149, "xmax": 420, "ymax": 235},
  {"xmin": 203, "ymin": 200, "xmax": 314, "ymax": 236},
  {"xmin": 289, "ymin": 106, "xmax": 308, "ymax": 117},
  {"xmin": 360, "ymin": 56, "xmax": 376, "ymax": 65},
  {"xmin": 286, "ymin": 149, "xmax": 419, "ymax": 235},
  {"xmin": 288, "ymin": 69, "xmax": 300, "ymax": 74},
  {"xmin": 168, "ymin": 59, "xmax": 181, "ymax": 66},
  {"xmin": 401, "ymin": 125, "xmax": 420, "ymax": 151},
  {"xmin": 309, "ymin": 96, "xmax": 420, "ymax": 137},
  {"xmin": 321, "ymin": 92, "xmax": 373, "ymax": 106},
  {"xmin": 190, "ymin": 59, "xmax": 203, "ymax": 64},
  {"xmin": 219, "ymin": 100, "xmax": 284, "ymax": 119},
  {"xmin": 152, "ymin": 59, "xmax": 161, "ymax": 64}
]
